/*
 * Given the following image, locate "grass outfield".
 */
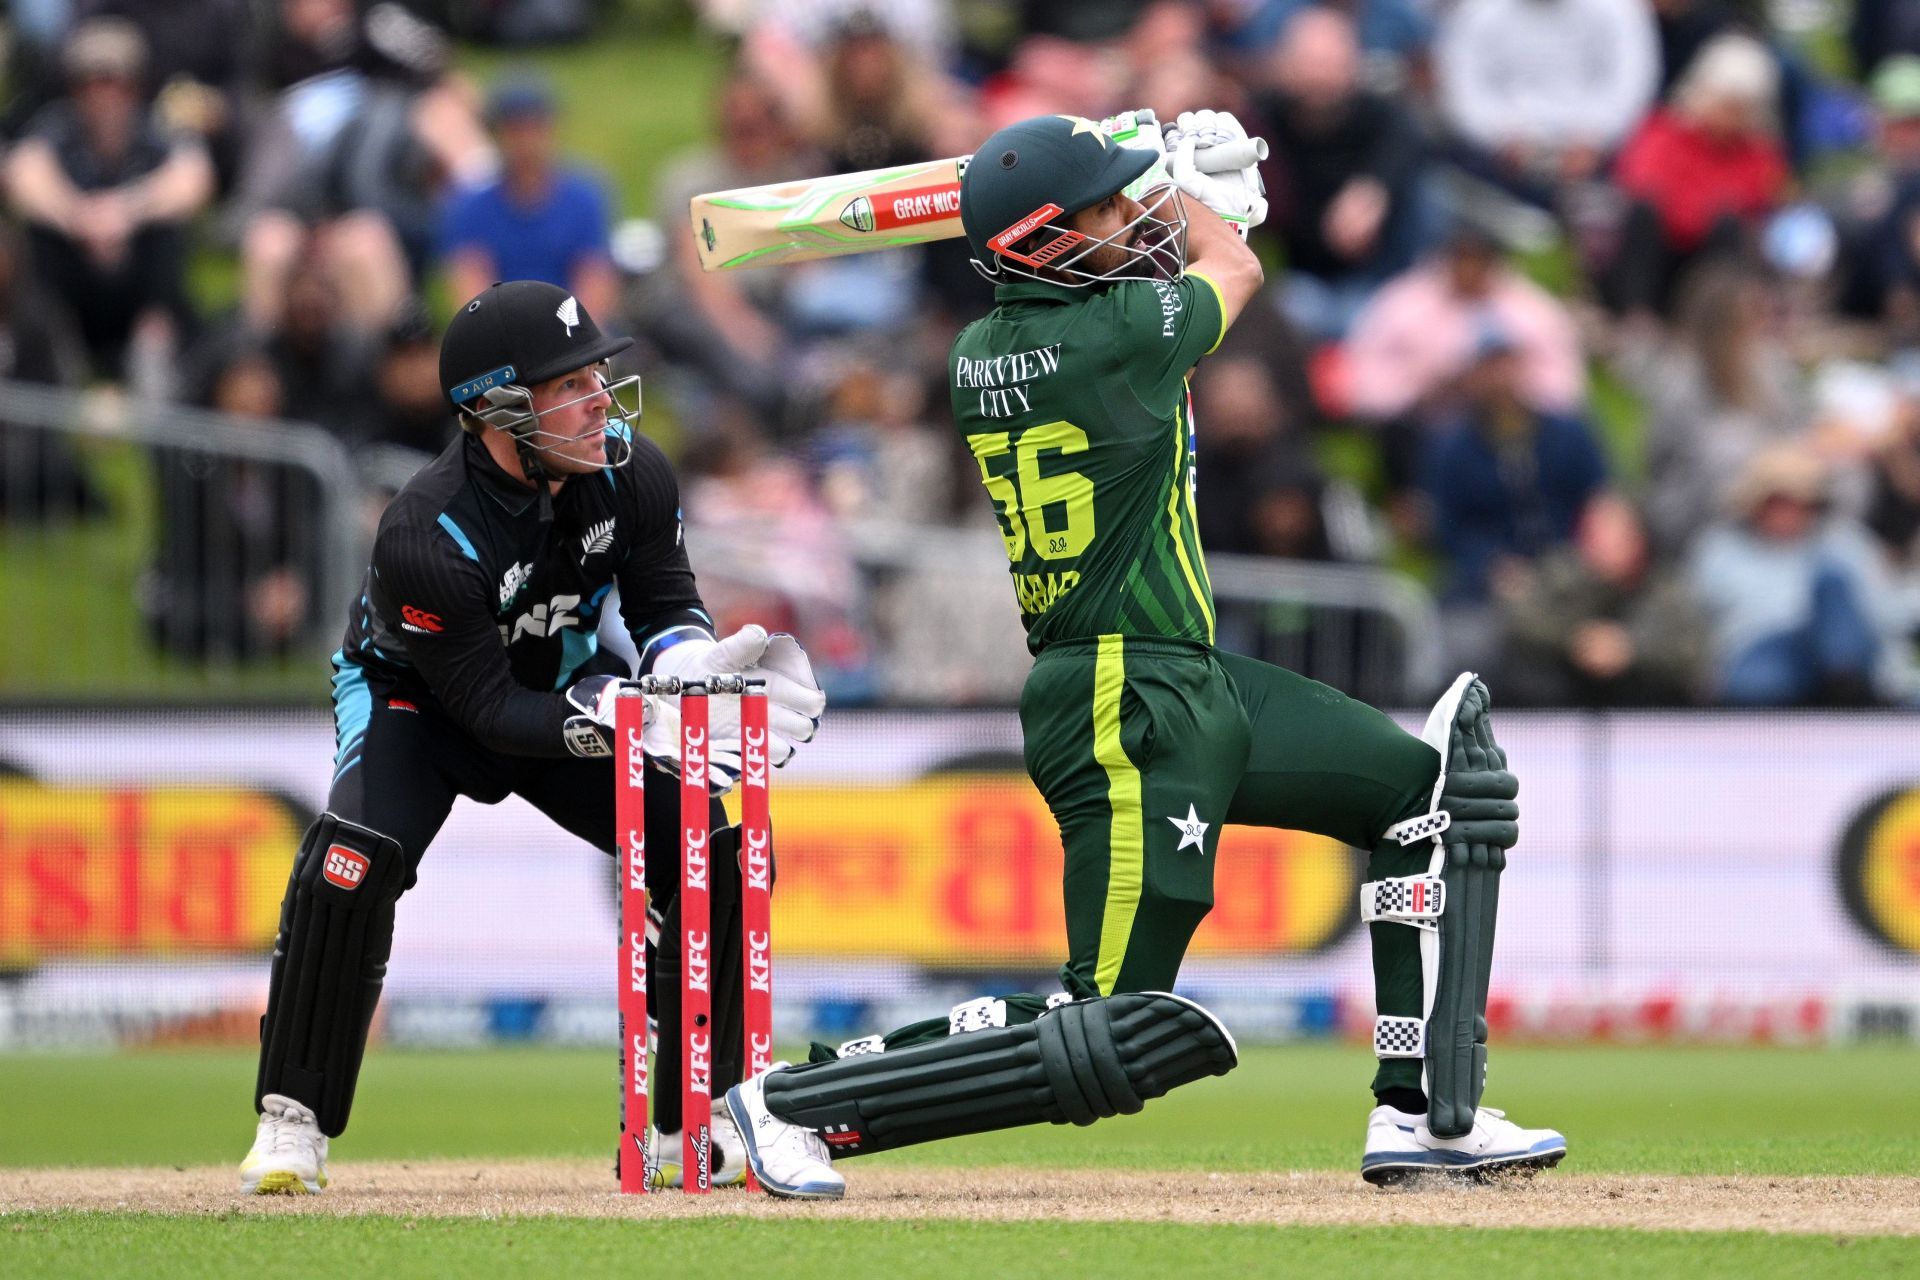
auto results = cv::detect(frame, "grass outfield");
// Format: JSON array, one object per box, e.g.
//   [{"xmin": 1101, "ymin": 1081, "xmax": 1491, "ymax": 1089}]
[
  {"xmin": 4, "ymin": 1217, "xmax": 1915, "ymax": 1280},
  {"xmin": 4, "ymin": 1043, "xmax": 1920, "ymax": 1175},
  {"xmin": 5, "ymin": 1044, "xmax": 1919, "ymax": 1277}
]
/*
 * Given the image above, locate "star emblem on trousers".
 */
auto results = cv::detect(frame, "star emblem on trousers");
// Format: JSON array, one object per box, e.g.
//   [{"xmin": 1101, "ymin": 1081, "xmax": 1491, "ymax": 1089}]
[{"xmin": 1168, "ymin": 803, "xmax": 1209, "ymax": 853}]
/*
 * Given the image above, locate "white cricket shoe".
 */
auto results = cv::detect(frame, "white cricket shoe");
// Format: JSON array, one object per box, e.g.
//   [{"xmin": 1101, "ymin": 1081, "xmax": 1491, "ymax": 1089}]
[
  {"xmin": 1361, "ymin": 1104, "xmax": 1566, "ymax": 1186},
  {"xmin": 649, "ymin": 1107, "xmax": 751, "ymax": 1189},
  {"xmin": 240, "ymin": 1093, "xmax": 330, "ymax": 1195},
  {"xmin": 724, "ymin": 1064, "xmax": 845, "ymax": 1200}
]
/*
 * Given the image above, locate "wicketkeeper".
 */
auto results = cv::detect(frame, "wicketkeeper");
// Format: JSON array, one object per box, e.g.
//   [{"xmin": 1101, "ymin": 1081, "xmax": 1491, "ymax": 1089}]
[
  {"xmin": 239, "ymin": 280, "xmax": 827, "ymax": 1194},
  {"xmin": 724, "ymin": 112, "xmax": 1566, "ymax": 1197}
]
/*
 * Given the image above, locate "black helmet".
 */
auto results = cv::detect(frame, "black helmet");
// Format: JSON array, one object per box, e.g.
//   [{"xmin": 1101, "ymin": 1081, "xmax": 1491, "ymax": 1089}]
[
  {"xmin": 439, "ymin": 279, "xmax": 633, "ymax": 410},
  {"xmin": 439, "ymin": 280, "xmax": 640, "ymax": 518},
  {"xmin": 960, "ymin": 115, "xmax": 1182, "ymax": 285}
]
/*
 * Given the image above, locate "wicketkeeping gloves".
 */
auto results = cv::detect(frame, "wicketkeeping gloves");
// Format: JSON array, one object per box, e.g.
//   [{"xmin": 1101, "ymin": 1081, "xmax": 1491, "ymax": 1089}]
[
  {"xmin": 562, "ymin": 625, "xmax": 827, "ymax": 795},
  {"xmin": 650, "ymin": 624, "xmax": 826, "ymax": 750}
]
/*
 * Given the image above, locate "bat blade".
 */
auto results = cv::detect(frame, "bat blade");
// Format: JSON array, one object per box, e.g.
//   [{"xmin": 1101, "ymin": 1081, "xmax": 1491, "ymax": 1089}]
[
  {"xmin": 690, "ymin": 157, "xmax": 967, "ymax": 272},
  {"xmin": 688, "ymin": 136, "xmax": 1265, "ymax": 273}
]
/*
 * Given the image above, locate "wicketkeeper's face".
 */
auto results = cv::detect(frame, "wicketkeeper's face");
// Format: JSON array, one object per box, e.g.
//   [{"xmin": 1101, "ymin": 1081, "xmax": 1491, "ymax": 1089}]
[{"xmin": 528, "ymin": 364, "xmax": 615, "ymax": 474}]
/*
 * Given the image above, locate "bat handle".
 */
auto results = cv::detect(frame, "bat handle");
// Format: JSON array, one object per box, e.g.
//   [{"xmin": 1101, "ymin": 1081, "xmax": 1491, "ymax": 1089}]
[{"xmin": 1193, "ymin": 138, "xmax": 1269, "ymax": 173}]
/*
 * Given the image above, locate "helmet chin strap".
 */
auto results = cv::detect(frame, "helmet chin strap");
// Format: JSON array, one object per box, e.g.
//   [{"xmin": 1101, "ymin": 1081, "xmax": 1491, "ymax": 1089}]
[{"xmin": 515, "ymin": 434, "xmax": 557, "ymax": 524}]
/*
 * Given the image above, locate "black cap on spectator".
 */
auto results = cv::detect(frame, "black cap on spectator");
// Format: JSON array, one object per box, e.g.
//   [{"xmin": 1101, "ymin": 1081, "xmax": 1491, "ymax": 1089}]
[
  {"xmin": 386, "ymin": 300, "xmax": 436, "ymax": 350},
  {"xmin": 440, "ymin": 280, "xmax": 632, "ymax": 409}
]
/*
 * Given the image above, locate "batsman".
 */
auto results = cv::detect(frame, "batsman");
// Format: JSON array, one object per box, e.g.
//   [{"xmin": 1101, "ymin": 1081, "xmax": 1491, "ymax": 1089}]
[{"xmin": 726, "ymin": 112, "xmax": 1566, "ymax": 1196}]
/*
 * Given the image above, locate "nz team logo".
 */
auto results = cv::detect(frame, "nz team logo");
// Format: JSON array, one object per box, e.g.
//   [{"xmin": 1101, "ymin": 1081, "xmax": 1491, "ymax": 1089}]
[
  {"xmin": 579, "ymin": 518, "xmax": 616, "ymax": 561},
  {"xmin": 556, "ymin": 294, "xmax": 580, "ymax": 337}
]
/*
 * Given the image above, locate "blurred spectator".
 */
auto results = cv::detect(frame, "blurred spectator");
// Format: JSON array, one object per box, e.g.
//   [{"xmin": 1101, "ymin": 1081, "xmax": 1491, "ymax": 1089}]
[
  {"xmin": 1342, "ymin": 219, "xmax": 1586, "ymax": 423},
  {"xmin": 1604, "ymin": 32, "xmax": 1788, "ymax": 317},
  {"xmin": 441, "ymin": 74, "xmax": 616, "ymax": 320},
  {"xmin": 814, "ymin": 360, "xmax": 952, "ymax": 525},
  {"xmin": 5, "ymin": 19, "xmax": 212, "ymax": 393},
  {"xmin": 1253, "ymin": 6, "xmax": 1431, "ymax": 341},
  {"xmin": 1498, "ymin": 493, "xmax": 1709, "ymax": 706},
  {"xmin": 0, "ymin": 226, "xmax": 97, "ymax": 522},
  {"xmin": 681, "ymin": 416, "xmax": 873, "ymax": 700},
  {"xmin": 1419, "ymin": 325, "xmax": 1609, "ymax": 627},
  {"xmin": 1434, "ymin": 0, "xmax": 1658, "ymax": 206},
  {"xmin": 239, "ymin": 0, "xmax": 489, "ymax": 332},
  {"xmin": 1690, "ymin": 444, "xmax": 1893, "ymax": 705},
  {"xmin": 356, "ymin": 304, "xmax": 455, "ymax": 454},
  {"xmin": 145, "ymin": 340, "xmax": 324, "ymax": 660},
  {"xmin": 1865, "ymin": 376, "xmax": 1920, "ymax": 570},
  {"xmin": 1850, "ymin": 0, "xmax": 1920, "ymax": 81},
  {"xmin": 648, "ymin": 71, "xmax": 814, "ymax": 421},
  {"xmin": 82, "ymin": 0, "xmax": 256, "ymax": 193},
  {"xmin": 1614, "ymin": 262, "xmax": 1805, "ymax": 555},
  {"xmin": 1215, "ymin": 0, "xmax": 1434, "ymax": 97},
  {"xmin": 1192, "ymin": 354, "xmax": 1359, "ymax": 559},
  {"xmin": 1839, "ymin": 56, "xmax": 1920, "ymax": 337},
  {"xmin": 258, "ymin": 257, "xmax": 377, "ymax": 438}
]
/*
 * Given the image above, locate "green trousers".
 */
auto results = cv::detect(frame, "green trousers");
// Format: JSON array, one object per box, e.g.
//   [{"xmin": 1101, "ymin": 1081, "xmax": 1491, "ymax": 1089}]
[{"xmin": 846, "ymin": 636, "xmax": 1441, "ymax": 1099}]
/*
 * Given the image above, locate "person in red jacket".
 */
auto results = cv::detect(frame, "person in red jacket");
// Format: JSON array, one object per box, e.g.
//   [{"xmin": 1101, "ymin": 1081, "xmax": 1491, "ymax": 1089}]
[{"xmin": 1606, "ymin": 31, "xmax": 1789, "ymax": 316}]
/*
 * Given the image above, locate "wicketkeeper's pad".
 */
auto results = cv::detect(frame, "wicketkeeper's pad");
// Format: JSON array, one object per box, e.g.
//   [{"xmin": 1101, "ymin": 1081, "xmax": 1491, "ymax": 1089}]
[
  {"xmin": 761, "ymin": 991, "xmax": 1237, "ymax": 1157},
  {"xmin": 1365, "ymin": 673, "xmax": 1519, "ymax": 1138},
  {"xmin": 255, "ymin": 813, "xmax": 407, "ymax": 1137}
]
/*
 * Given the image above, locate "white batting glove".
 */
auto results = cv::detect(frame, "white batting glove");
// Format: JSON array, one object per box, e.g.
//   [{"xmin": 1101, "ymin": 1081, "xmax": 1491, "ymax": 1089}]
[
  {"xmin": 1170, "ymin": 109, "xmax": 1251, "ymax": 152},
  {"xmin": 1165, "ymin": 132, "xmax": 1268, "ymax": 237}
]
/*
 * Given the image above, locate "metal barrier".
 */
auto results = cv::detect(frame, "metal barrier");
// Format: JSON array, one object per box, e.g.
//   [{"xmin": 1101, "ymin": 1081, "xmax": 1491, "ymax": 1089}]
[
  {"xmin": 0, "ymin": 384, "xmax": 1438, "ymax": 707},
  {"xmin": 686, "ymin": 519, "xmax": 1441, "ymax": 707},
  {"xmin": 0, "ymin": 379, "xmax": 365, "ymax": 701}
]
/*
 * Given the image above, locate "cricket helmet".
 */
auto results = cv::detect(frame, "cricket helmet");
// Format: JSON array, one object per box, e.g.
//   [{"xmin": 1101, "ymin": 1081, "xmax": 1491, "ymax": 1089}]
[
  {"xmin": 959, "ymin": 114, "xmax": 1187, "ymax": 286},
  {"xmin": 439, "ymin": 279, "xmax": 640, "ymax": 476}
]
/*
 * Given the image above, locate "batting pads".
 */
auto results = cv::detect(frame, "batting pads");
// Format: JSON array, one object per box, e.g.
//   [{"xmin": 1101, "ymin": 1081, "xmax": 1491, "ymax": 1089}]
[
  {"xmin": 761, "ymin": 992, "xmax": 1238, "ymax": 1156},
  {"xmin": 1363, "ymin": 674, "xmax": 1519, "ymax": 1138}
]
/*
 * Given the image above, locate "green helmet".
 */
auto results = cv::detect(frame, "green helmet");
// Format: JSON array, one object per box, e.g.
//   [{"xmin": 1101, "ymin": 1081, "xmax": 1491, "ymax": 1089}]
[{"xmin": 960, "ymin": 114, "xmax": 1182, "ymax": 286}]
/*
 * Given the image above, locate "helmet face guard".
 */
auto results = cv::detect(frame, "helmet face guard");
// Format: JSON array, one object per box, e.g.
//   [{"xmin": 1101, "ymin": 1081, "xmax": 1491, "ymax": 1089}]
[
  {"xmin": 975, "ymin": 183, "xmax": 1189, "ymax": 288},
  {"xmin": 467, "ymin": 362, "xmax": 641, "ymax": 472}
]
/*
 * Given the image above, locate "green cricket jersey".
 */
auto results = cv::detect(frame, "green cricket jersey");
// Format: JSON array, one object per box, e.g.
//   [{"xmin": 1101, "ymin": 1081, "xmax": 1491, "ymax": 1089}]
[{"xmin": 949, "ymin": 272, "xmax": 1228, "ymax": 652}]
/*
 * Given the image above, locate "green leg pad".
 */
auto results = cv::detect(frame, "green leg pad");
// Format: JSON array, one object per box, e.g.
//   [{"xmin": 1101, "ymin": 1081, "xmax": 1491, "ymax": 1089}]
[
  {"xmin": 1425, "ymin": 680, "xmax": 1516, "ymax": 1139},
  {"xmin": 762, "ymin": 992, "xmax": 1238, "ymax": 1157}
]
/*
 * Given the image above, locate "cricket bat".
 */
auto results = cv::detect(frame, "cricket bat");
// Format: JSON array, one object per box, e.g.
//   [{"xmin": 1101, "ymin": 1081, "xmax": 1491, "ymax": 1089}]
[{"xmin": 690, "ymin": 114, "xmax": 1266, "ymax": 273}]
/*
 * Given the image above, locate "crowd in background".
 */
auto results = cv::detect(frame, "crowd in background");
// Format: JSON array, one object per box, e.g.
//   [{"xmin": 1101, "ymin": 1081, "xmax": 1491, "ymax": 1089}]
[{"xmin": 6, "ymin": 0, "xmax": 1920, "ymax": 708}]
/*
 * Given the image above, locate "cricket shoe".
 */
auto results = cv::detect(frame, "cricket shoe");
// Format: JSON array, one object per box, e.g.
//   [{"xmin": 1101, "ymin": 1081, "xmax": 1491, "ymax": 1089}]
[
  {"xmin": 649, "ymin": 1108, "xmax": 751, "ymax": 1189},
  {"xmin": 1361, "ymin": 1104, "xmax": 1566, "ymax": 1187},
  {"xmin": 724, "ymin": 1065, "xmax": 845, "ymax": 1200},
  {"xmin": 240, "ymin": 1093, "xmax": 330, "ymax": 1195}
]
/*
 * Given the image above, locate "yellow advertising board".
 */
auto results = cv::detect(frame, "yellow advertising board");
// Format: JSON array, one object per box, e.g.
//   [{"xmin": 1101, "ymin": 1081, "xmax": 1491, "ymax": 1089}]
[
  {"xmin": 0, "ymin": 781, "xmax": 303, "ymax": 965},
  {"xmin": 758, "ymin": 775, "xmax": 1358, "ymax": 962}
]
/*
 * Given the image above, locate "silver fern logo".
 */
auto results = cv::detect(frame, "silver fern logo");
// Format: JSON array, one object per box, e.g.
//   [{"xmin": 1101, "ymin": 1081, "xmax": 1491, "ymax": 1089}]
[
  {"xmin": 580, "ymin": 518, "xmax": 616, "ymax": 559},
  {"xmin": 556, "ymin": 294, "xmax": 580, "ymax": 337}
]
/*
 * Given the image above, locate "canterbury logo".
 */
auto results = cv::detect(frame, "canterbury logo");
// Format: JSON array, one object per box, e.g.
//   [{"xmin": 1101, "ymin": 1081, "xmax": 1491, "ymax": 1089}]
[
  {"xmin": 556, "ymin": 294, "xmax": 580, "ymax": 336},
  {"xmin": 580, "ymin": 518, "xmax": 616, "ymax": 559}
]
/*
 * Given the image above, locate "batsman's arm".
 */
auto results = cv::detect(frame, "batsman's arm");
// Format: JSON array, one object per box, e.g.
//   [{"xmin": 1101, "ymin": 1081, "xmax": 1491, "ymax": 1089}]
[{"xmin": 1184, "ymin": 199, "xmax": 1263, "ymax": 330}]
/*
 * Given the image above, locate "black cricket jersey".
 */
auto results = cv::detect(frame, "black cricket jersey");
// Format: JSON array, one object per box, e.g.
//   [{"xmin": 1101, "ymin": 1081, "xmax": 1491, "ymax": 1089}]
[{"xmin": 334, "ymin": 424, "xmax": 712, "ymax": 758}]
